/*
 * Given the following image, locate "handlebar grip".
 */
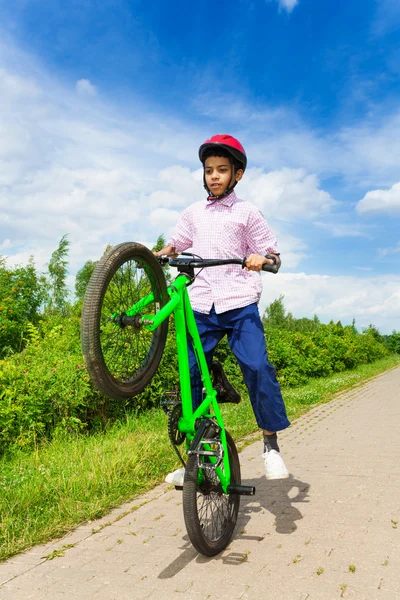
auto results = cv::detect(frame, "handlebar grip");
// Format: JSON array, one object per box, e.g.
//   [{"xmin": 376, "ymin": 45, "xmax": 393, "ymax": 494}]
[
  {"xmin": 262, "ymin": 263, "xmax": 279, "ymax": 274},
  {"xmin": 242, "ymin": 256, "xmax": 279, "ymax": 274}
]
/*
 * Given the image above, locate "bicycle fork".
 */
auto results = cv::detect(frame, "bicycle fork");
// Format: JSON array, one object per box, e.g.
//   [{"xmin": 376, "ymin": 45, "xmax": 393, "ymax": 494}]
[{"xmin": 188, "ymin": 418, "xmax": 255, "ymax": 497}]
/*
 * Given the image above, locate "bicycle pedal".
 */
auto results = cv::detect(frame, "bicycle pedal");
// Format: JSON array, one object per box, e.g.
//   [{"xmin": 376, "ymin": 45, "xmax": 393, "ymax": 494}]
[
  {"xmin": 160, "ymin": 390, "xmax": 181, "ymax": 413},
  {"xmin": 192, "ymin": 439, "xmax": 224, "ymax": 469},
  {"xmin": 196, "ymin": 449, "xmax": 221, "ymax": 457},
  {"xmin": 228, "ymin": 485, "xmax": 256, "ymax": 496}
]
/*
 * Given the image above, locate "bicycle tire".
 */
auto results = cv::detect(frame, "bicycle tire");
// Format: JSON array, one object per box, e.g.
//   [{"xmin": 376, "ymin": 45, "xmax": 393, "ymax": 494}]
[
  {"xmin": 183, "ymin": 430, "xmax": 241, "ymax": 556},
  {"xmin": 81, "ymin": 242, "xmax": 168, "ymax": 400}
]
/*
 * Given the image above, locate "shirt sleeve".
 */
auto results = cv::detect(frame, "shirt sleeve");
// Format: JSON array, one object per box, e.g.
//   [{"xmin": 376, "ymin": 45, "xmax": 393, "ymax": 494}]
[
  {"xmin": 167, "ymin": 206, "xmax": 193, "ymax": 253},
  {"xmin": 245, "ymin": 207, "xmax": 279, "ymax": 255}
]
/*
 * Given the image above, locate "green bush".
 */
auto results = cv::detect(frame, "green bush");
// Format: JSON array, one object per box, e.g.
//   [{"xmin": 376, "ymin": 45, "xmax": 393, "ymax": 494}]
[
  {"xmin": 0, "ymin": 315, "xmax": 106, "ymax": 451},
  {"xmin": 0, "ymin": 296, "xmax": 391, "ymax": 453},
  {"xmin": 264, "ymin": 322, "xmax": 388, "ymax": 387},
  {"xmin": 0, "ymin": 313, "xmax": 178, "ymax": 452},
  {"xmin": 0, "ymin": 258, "xmax": 48, "ymax": 358},
  {"xmin": 384, "ymin": 330, "xmax": 400, "ymax": 354}
]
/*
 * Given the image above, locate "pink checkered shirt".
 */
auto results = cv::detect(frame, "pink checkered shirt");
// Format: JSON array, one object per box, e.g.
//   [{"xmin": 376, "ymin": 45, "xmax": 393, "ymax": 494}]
[{"xmin": 167, "ymin": 190, "xmax": 279, "ymax": 314}]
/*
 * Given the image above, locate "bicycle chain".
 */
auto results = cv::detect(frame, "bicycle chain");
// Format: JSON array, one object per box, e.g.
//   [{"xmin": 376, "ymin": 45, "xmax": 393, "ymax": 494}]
[
  {"xmin": 168, "ymin": 403, "xmax": 185, "ymax": 446},
  {"xmin": 167, "ymin": 403, "xmax": 186, "ymax": 468}
]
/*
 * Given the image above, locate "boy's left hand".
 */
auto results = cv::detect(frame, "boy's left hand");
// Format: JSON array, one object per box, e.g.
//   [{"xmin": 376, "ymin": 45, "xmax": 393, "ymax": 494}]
[{"xmin": 245, "ymin": 254, "xmax": 274, "ymax": 271}]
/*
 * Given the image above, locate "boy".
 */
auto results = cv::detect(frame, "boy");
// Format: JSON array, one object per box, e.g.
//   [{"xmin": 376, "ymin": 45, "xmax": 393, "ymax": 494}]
[{"xmin": 155, "ymin": 134, "xmax": 290, "ymax": 486}]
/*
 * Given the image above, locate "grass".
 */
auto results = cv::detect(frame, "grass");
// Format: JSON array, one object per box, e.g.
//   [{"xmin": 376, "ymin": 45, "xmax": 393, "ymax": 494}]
[
  {"xmin": 348, "ymin": 564, "xmax": 356, "ymax": 573},
  {"xmin": 1, "ymin": 354, "xmax": 399, "ymax": 561}
]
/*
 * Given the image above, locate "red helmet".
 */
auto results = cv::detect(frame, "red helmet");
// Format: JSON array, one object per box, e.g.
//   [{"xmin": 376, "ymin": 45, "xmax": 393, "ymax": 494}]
[{"xmin": 199, "ymin": 134, "xmax": 247, "ymax": 172}]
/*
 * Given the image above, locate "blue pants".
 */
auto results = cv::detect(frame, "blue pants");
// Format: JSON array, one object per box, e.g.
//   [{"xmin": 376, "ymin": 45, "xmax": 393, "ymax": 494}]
[{"xmin": 188, "ymin": 304, "xmax": 290, "ymax": 432}]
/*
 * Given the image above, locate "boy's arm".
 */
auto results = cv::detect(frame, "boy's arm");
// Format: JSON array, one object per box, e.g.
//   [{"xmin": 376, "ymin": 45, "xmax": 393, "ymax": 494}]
[
  {"xmin": 153, "ymin": 207, "xmax": 193, "ymax": 257},
  {"xmin": 245, "ymin": 208, "xmax": 281, "ymax": 272}
]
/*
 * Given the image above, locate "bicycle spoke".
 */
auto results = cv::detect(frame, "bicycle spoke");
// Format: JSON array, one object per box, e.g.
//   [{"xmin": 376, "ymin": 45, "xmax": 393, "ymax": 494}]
[
  {"xmin": 183, "ymin": 431, "xmax": 240, "ymax": 555},
  {"xmin": 195, "ymin": 468, "xmax": 233, "ymax": 541},
  {"xmin": 96, "ymin": 252, "xmax": 164, "ymax": 384}
]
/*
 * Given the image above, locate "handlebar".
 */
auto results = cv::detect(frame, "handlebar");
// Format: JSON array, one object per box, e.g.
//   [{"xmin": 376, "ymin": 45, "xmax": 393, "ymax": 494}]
[{"xmin": 158, "ymin": 254, "xmax": 279, "ymax": 274}]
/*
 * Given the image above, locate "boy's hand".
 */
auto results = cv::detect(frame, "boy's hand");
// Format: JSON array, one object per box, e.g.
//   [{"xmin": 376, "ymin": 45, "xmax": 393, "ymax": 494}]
[
  {"xmin": 153, "ymin": 245, "xmax": 177, "ymax": 257},
  {"xmin": 245, "ymin": 254, "xmax": 278, "ymax": 271}
]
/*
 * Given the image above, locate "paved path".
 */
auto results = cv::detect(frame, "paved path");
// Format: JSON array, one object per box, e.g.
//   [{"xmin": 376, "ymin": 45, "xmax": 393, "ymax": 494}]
[{"xmin": 1, "ymin": 368, "xmax": 400, "ymax": 600}]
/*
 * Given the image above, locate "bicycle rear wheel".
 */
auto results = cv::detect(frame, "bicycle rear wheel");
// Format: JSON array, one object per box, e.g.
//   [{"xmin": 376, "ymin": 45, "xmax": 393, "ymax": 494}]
[
  {"xmin": 183, "ymin": 431, "xmax": 241, "ymax": 556},
  {"xmin": 81, "ymin": 242, "xmax": 168, "ymax": 400}
]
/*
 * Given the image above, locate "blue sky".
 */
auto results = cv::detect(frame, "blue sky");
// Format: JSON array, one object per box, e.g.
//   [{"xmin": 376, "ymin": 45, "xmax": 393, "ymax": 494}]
[{"xmin": 0, "ymin": 0, "xmax": 399, "ymax": 332}]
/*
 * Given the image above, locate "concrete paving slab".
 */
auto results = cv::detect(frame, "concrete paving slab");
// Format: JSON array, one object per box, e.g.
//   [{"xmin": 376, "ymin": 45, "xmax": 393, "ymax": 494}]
[{"xmin": 1, "ymin": 367, "xmax": 400, "ymax": 600}]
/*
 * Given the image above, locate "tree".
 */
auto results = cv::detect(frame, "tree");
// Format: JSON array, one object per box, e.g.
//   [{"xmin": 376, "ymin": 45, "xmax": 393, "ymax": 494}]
[
  {"xmin": 294, "ymin": 315, "xmax": 320, "ymax": 333},
  {"xmin": 0, "ymin": 257, "xmax": 47, "ymax": 357},
  {"xmin": 152, "ymin": 235, "xmax": 167, "ymax": 253},
  {"xmin": 362, "ymin": 324, "xmax": 384, "ymax": 344},
  {"xmin": 385, "ymin": 330, "xmax": 400, "ymax": 354},
  {"xmin": 74, "ymin": 244, "xmax": 115, "ymax": 303},
  {"xmin": 75, "ymin": 260, "xmax": 97, "ymax": 301},
  {"xmin": 264, "ymin": 295, "xmax": 287, "ymax": 329},
  {"xmin": 47, "ymin": 234, "xmax": 70, "ymax": 312},
  {"xmin": 151, "ymin": 234, "xmax": 172, "ymax": 283}
]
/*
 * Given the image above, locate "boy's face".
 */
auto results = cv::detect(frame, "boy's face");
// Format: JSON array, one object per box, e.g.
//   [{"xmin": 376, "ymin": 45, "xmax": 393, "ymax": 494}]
[{"xmin": 204, "ymin": 155, "xmax": 243, "ymax": 196}]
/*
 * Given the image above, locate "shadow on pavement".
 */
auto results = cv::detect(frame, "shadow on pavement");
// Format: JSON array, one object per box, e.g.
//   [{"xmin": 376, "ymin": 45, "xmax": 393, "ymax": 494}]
[
  {"xmin": 158, "ymin": 472, "xmax": 310, "ymax": 578},
  {"xmin": 240, "ymin": 473, "xmax": 310, "ymax": 535},
  {"xmin": 157, "ymin": 542, "xmax": 199, "ymax": 579}
]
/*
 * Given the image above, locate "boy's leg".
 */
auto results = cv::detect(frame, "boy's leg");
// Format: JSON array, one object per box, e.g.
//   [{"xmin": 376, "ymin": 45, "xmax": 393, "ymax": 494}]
[
  {"xmin": 225, "ymin": 304, "xmax": 290, "ymax": 433},
  {"xmin": 225, "ymin": 303, "xmax": 290, "ymax": 479}
]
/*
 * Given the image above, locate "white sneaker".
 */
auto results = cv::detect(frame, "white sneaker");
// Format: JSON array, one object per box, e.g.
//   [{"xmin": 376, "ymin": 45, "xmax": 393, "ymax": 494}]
[
  {"xmin": 263, "ymin": 449, "xmax": 290, "ymax": 480},
  {"xmin": 165, "ymin": 467, "xmax": 185, "ymax": 486}
]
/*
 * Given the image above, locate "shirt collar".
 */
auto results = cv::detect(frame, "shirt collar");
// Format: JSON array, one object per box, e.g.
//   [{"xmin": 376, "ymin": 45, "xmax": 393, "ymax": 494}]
[{"xmin": 205, "ymin": 189, "xmax": 238, "ymax": 208}]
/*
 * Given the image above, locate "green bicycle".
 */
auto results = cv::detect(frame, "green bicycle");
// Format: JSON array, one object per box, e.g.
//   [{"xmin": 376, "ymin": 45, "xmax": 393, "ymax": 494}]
[{"xmin": 81, "ymin": 242, "xmax": 278, "ymax": 556}]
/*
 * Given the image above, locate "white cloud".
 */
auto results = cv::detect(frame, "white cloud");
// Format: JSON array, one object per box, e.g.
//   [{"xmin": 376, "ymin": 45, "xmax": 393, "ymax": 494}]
[
  {"xmin": 247, "ymin": 111, "xmax": 400, "ymax": 186},
  {"xmin": 270, "ymin": 229, "xmax": 308, "ymax": 269},
  {"xmin": 148, "ymin": 207, "xmax": 182, "ymax": 232},
  {"xmin": 314, "ymin": 221, "xmax": 373, "ymax": 239},
  {"xmin": 0, "ymin": 67, "xmax": 41, "ymax": 102},
  {"xmin": 147, "ymin": 190, "xmax": 186, "ymax": 210},
  {"xmin": 357, "ymin": 181, "xmax": 400, "ymax": 215},
  {"xmin": 0, "ymin": 43, "xmax": 203, "ymax": 275},
  {"xmin": 278, "ymin": 0, "xmax": 298, "ymax": 12},
  {"xmin": 266, "ymin": 0, "xmax": 299, "ymax": 13},
  {"xmin": 136, "ymin": 164, "xmax": 332, "ymax": 252},
  {"xmin": 194, "ymin": 92, "xmax": 400, "ymax": 188},
  {"xmin": 372, "ymin": 0, "xmax": 400, "ymax": 35},
  {"xmin": 75, "ymin": 78, "xmax": 97, "ymax": 97},
  {"xmin": 0, "ymin": 238, "xmax": 12, "ymax": 250},
  {"xmin": 378, "ymin": 241, "xmax": 400, "ymax": 258},
  {"xmin": 336, "ymin": 114, "xmax": 400, "ymax": 186},
  {"xmin": 259, "ymin": 272, "xmax": 400, "ymax": 333},
  {"xmin": 1, "ymin": 32, "xmax": 400, "ymax": 333},
  {"xmin": 158, "ymin": 165, "xmax": 203, "ymax": 196},
  {"xmin": 240, "ymin": 167, "xmax": 336, "ymax": 221}
]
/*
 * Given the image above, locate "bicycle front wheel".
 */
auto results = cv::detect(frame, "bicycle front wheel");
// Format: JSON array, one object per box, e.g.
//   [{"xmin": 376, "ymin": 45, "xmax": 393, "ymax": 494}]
[
  {"xmin": 183, "ymin": 431, "xmax": 241, "ymax": 556},
  {"xmin": 81, "ymin": 242, "xmax": 169, "ymax": 400}
]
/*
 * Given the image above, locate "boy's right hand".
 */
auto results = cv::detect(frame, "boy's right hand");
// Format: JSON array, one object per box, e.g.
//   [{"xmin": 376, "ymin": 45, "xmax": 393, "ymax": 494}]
[
  {"xmin": 245, "ymin": 254, "xmax": 271, "ymax": 271},
  {"xmin": 153, "ymin": 245, "xmax": 177, "ymax": 257},
  {"xmin": 154, "ymin": 246, "xmax": 171, "ymax": 256}
]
